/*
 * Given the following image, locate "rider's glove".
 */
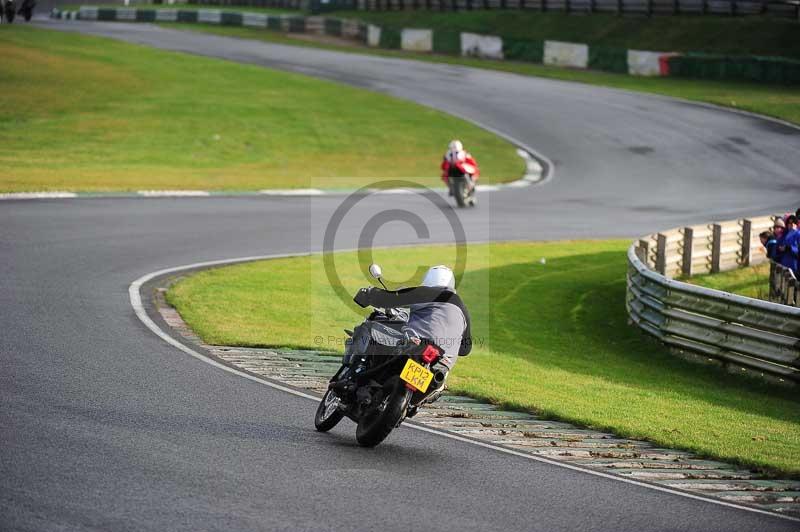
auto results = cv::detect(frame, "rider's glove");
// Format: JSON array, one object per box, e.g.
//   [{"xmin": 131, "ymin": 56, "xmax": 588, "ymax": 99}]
[{"xmin": 353, "ymin": 287, "xmax": 372, "ymax": 308}]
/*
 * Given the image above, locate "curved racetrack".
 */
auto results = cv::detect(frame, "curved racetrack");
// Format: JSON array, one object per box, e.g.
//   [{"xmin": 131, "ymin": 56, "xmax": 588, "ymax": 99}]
[{"xmin": 2, "ymin": 19, "xmax": 799, "ymax": 531}]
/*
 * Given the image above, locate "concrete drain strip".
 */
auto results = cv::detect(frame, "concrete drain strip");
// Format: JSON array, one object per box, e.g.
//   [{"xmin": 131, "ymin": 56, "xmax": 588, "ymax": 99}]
[{"xmin": 156, "ymin": 293, "xmax": 800, "ymax": 517}]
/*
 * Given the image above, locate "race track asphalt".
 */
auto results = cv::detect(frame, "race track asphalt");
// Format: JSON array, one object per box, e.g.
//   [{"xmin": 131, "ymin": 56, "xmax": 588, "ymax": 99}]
[{"xmin": 1, "ymin": 19, "xmax": 798, "ymax": 531}]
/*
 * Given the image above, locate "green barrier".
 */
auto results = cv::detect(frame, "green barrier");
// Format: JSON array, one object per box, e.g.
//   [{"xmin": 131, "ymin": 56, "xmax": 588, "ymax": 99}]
[
  {"xmin": 136, "ymin": 9, "xmax": 156, "ymax": 22},
  {"xmin": 325, "ymin": 18, "xmax": 342, "ymax": 37},
  {"xmin": 433, "ymin": 29, "xmax": 460, "ymax": 56},
  {"xmin": 221, "ymin": 12, "xmax": 243, "ymax": 26},
  {"xmin": 177, "ymin": 10, "xmax": 198, "ymax": 23},
  {"xmin": 379, "ymin": 27, "xmax": 401, "ymax": 50},
  {"xmin": 503, "ymin": 37, "xmax": 544, "ymax": 64},
  {"xmin": 97, "ymin": 8, "xmax": 116, "ymax": 21},
  {"xmin": 589, "ymin": 46, "xmax": 628, "ymax": 74},
  {"xmin": 668, "ymin": 54, "xmax": 800, "ymax": 85},
  {"xmin": 267, "ymin": 15, "xmax": 282, "ymax": 31},
  {"xmin": 288, "ymin": 16, "xmax": 305, "ymax": 33}
]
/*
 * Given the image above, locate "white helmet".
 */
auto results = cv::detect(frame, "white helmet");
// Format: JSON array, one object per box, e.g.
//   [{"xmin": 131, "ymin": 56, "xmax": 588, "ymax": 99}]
[
  {"xmin": 421, "ymin": 265, "xmax": 455, "ymax": 290},
  {"xmin": 446, "ymin": 140, "xmax": 466, "ymax": 164}
]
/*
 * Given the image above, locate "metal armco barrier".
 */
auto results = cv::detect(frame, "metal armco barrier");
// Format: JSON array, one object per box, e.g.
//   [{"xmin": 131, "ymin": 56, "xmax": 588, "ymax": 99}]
[{"xmin": 627, "ymin": 217, "xmax": 800, "ymax": 383}]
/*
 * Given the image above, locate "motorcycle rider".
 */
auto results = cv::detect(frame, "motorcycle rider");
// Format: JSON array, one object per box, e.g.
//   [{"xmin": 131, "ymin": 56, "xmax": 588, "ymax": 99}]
[
  {"xmin": 441, "ymin": 140, "xmax": 480, "ymax": 197},
  {"xmin": 353, "ymin": 265, "xmax": 471, "ymax": 398}
]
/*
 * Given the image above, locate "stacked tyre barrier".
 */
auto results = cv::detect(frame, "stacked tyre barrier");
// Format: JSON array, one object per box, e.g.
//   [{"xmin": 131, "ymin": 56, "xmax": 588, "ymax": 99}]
[
  {"xmin": 627, "ymin": 215, "xmax": 800, "ymax": 384},
  {"xmin": 51, "ymin": 7, "xmax": 800, "ymax": 83}
]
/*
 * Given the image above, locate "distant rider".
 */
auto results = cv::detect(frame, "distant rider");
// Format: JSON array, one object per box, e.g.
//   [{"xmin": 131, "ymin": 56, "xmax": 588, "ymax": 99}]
[
  {"xmin": 353, "ymin": 265, "xmax": 471, "ymax": 396},
  {"xmin": 441, "ymin": 140, "xmax": 480, "ymax": 196}
]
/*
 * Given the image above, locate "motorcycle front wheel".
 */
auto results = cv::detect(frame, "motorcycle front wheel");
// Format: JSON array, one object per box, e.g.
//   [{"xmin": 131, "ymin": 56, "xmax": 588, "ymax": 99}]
[
  {"xmin": 453, "ymin": 178, "xmax": 467, "ymax": 208},
  {"xmin": 314, "ymin": 388, "xmax": 344, "ymax": 432},
  {"xmin": 355, "ymin": 377, "xmax": 412, "ymax": 447}
]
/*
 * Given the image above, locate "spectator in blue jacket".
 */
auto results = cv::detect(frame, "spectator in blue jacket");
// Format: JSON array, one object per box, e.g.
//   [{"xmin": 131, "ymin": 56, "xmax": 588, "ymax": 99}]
[
  {"xmin": 774, "ymin": 217, "xmax": 799, "ymax": 273},
  {"xmin": 760, "ymin": 231, "xmax": 778, "ymax": 261}
]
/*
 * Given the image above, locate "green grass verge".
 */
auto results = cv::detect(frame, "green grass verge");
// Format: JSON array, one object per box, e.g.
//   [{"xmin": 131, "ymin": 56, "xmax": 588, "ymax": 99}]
[
  {"xmin": 333, "ymin": 10, "xmax": 800, "ymax": 59},
  {"xmin": 0, "ymin": 26, "xmax": 521, "ymax": 192},
  {"xmin": 167, "ymin": 241, "xmax": 800, "ymax": 476},
  {"xmin": 687, "ymin": 262, "xmax": 771, "ymax": 301},
  {"xmin": 163, "ymin": 23, "xmax": 800, "ymax": 125}
]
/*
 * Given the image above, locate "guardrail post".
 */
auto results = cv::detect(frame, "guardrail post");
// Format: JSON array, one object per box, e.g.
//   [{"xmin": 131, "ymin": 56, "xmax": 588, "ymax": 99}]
[
  {"xmin": 711, "ymin": 223, "xmax": 722, "ymax": 273},
  {"xmin": 638, "ymin": 239, "xmax": 650, "ymax": 267},
  {"xmin": 741, "ymin": 219, "xmax": 752, "ymax": 266},
  {"xmin": 656, "ymin": 233, "xmax": 667, "ymax": 275},
  {"xmin": 682, "ymin": 227, "xmax": 694, "ymax": 277},
  {"xmin": 788, "ymin": 275, "xmax": 797, "ymax": 307},
  {"xmin": 769, "ymin": 261, "xmax": 778, "ymax": 302}
]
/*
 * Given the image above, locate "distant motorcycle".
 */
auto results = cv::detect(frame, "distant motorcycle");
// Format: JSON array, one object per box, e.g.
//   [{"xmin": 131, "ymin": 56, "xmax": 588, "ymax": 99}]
[
  {"xmin": 3, "ymin": 0, "xmax": 16, "ymax": 23},
  {"xmin": 17, "ymin": 0, "xmax": 34, "ymax": 21},
  {"xmin": 314, "ymin": 264, "xmax": 448, "ymax": 447},
  {"xmin": 447, "ymin": 159, "xmax": 477, "ymax": 208}
]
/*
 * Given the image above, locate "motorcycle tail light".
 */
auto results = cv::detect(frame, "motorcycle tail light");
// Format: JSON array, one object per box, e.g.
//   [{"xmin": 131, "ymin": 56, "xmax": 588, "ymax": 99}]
[{"xmin": 420, "ymin": 344, "xmax": 441, "ymax": 365}]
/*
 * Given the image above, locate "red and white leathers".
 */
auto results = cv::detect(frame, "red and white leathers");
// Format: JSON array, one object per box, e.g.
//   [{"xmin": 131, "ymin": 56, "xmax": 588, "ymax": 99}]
[{"xmin": 441, "ymin": 148, "xmax": 480, "ymax": 186}]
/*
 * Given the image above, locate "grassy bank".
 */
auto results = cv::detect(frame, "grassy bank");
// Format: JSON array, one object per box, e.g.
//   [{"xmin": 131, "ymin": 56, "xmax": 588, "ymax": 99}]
[
  {"xmin": 165, "ymin": 23, "xmax": 800, "ymax": 125},
  {"xmin": 333, "ymin": 10, "xmax": 800, "ymax": 59},
  {"xmin": 167, "ymin": 241, "xmax": 800, "ymax": 475},
  {"xmin": 688, "ymin": 262, "xmax": 771, "ymax": 300},
  {"xmin": 0, "ymin": 26, "xmax": 521, "ymax": 192}
]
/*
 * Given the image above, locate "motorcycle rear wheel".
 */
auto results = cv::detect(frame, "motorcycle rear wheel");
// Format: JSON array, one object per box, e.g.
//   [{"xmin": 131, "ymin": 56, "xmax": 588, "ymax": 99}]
[
  {"xmin": 314, "ymin": 388, "xmax": 345, "ymax": 432},
  {"xmin": 355, "ymin": 377, "xmax": 412, "ymax": 447}
]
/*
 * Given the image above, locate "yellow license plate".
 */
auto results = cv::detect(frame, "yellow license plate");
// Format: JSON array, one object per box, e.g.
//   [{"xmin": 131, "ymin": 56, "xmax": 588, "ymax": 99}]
[{"xmin": 400, "ymin": 358, "xmax": 433, "ymax": 393}]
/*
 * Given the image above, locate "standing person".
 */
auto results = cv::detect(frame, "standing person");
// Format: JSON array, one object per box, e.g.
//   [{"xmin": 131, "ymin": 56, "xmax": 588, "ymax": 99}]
[
  {"xmin": 760, "ymin": 231, "xmax": 777, "ymax": 261},
  {"xmin": 774, "ymin": 218, "xmax": 798, "ymax": 273}
]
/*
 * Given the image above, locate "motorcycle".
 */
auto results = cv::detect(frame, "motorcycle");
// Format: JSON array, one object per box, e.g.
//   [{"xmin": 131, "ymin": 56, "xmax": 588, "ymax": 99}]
[
  {"xmin": 314, "ymin": 264, "xmax": 448, "ymax": 447},
  {"xmin": 17, "ymin": 0, "xmax": 34, "ymax": 22},
  {"xmin": 447, "ymin": 161, "xmax": 477, "ymax": 209},
  {"xmin": 3, "ymin": 0, "xmax": 16, "ymax": 23}
]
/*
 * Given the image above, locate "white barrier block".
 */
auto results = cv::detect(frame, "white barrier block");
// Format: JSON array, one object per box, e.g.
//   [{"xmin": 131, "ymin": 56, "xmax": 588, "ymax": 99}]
[
  {"xmin": 243, "ymin": 12, "xmax": 268, "ymax": 27},
  {"xmin": 367, "ymin": 25, "xmax": 381, "ymax": 47},
  {"xmin": 78, "ymin": 6, "xmax": 98, "ymax": 20},
  {"xmin": 155, "ymin": 9, "xmax": 177, "ymax": 22},
  {"xmin": 460, "ymin": 32, "xmax": 504, "ymax": 59},
  {"xmin": 116, "ymin": 8, "xmax": 136, "ymax": 20},
  {"xmin": 543, "ymin": 40, "xmax": 588, "ymax": 69},
  {"xmin": 198, "ymin": 9, "xmax": 221, "ymax": 24},
  {"xmin": 401, "ymin": 29, "xmax": 433, "ymax": 52},
  {"xmin": 628, "ymin": 50, "xmax": 665, "ymax": 77}
]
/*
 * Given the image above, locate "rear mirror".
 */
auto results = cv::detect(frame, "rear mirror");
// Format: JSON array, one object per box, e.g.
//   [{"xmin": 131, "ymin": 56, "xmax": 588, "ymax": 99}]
[{"xmin": 368, "ymin": 264, "xmax": 382, "ymax": 279}]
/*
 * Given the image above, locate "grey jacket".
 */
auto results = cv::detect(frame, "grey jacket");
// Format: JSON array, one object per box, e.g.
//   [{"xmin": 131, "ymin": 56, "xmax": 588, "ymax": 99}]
[{"xmin": 357, "ymin": 286, "xmax": 472, "ymax": 368}]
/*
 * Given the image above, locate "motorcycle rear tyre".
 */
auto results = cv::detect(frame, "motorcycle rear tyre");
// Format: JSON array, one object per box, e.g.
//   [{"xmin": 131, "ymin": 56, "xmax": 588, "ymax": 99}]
[{"xmin": 355, "ymin": 377, "xmax": 412, "ymax": 447}]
